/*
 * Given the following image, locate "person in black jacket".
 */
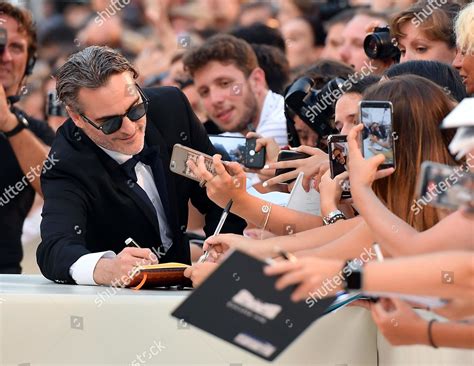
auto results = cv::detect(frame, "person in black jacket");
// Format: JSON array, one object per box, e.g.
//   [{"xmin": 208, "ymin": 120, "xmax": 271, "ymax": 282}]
[
  {"xmin": 0, "ymin": 3, "xmax": 55, "ymax": 274},
  {"xmin": 37, "ymin": 46, "xmax": 245, "ymax": 286}
]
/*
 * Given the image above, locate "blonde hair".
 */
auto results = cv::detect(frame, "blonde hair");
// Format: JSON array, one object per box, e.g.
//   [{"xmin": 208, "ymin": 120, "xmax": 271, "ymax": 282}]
[{"xmin": 455, "ymin": 2, "xmax": 474, "ymax": 54}]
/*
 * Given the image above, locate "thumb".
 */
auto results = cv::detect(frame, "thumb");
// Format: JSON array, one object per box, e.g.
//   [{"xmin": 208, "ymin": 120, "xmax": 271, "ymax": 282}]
[
  {"xmin": 296, "ymin": 145, "xmax": 318, "ymax": 156},
  {"xmin": 347, "ymin": 124, "xmax": 364, "ymax": 156},
  {"xmin": 369, "ymin": 153, "xmax": 386, "ymax": 168},
  {"xmin": 375, "ymin": 167, "xmax": 395, "ymax": 180}
]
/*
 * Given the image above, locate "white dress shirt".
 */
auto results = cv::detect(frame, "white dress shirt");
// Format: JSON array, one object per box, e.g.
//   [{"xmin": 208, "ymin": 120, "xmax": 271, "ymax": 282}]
[{"xmin": 69, "ymin": 146, "xmax": 173, "ymax": 285}]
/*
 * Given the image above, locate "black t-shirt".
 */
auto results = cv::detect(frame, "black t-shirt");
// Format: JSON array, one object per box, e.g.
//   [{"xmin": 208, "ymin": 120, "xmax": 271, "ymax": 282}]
[{"xmin": 0, "ymin": 109, "xmax": 55, "ymax": 273}]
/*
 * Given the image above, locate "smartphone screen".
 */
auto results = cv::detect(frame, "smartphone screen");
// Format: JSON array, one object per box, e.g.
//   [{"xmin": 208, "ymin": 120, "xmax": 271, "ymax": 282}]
[
  {"xmin": 209, "ymin": 135, "xmax": 246, "ymax": 164},
  {"xmin": 359, "ymin": 101, "xmax": 395, "ymax": 169},
  {"xmin": 416, "ymin": 161, "xmax": 473, "ymax": 211},
  {"xmin": 328, "ymin": 134, "xmax": 351, "ymax": 198}
]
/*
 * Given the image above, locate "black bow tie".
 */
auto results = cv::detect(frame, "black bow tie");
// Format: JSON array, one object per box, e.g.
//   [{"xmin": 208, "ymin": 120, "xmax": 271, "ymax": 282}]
[{"xmin": 121, "ymin": 145, "xmax": 159, "ymax": 182}]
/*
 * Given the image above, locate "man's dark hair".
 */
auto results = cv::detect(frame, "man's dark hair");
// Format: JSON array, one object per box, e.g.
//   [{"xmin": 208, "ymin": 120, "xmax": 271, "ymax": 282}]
[
  {"xmin": 323, "ymin": 8, "xmax": 357, "ymax": 32},
  {"xmin": 298, "ymin": 59, "xmax": 355, "ymax": 89},
  {"xmin": 0, "ymin": 3, "xmax": 37, "ymax": 64},
  {"xmin": 183, "ymin": 34, "xmax": 258, "ymax": 77},
  {"xmin": 342, "ymin": 75, "xmax": 381, "ymax": 95},
  {"xmin": 230, "ymin": 22, "xmax": 286, "ymax": 52},
  {"xmin": 384, "ymin": 60, "xmax": 467, "ymax": 102},
  {"xmin": 301, "ymin": 15, "xmax": 326, "ymax": 47},
  {"xmin": 55, "ymin": 46, "xmax": 139, "ymax": 113},
  {"xmin": 251, "ymin": 44, "xmax": 289, "ymax": 94}
]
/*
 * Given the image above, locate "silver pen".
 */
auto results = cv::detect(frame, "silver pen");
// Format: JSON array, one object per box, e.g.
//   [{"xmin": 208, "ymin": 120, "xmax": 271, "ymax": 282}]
[{"xmin": 198, "ymin": 199, "xmax": 233, "ymax": 263}]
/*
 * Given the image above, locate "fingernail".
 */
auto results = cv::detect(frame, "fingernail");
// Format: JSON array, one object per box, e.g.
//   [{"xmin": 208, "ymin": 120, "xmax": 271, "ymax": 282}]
[
  {"xmin": 263, "ymin": 165, "xmax": 269, "ymax": 169},
  {"xmin": 262, "ymin": 181, "xmax": 268, "ymax": 187}
]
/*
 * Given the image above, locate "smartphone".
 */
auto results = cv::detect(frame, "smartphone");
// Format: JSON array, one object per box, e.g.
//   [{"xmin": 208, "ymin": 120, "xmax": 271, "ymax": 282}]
[
  {"xmin": 245, "ymin": 138, "xmax": 266, "ymax": 169},
  {"xmin": 274, "ymin": 150, "xmax": 311, "ymax": 184},
  {"xmin": 209, "ymin": 135, "xmax": 246, "ymax": 164},
  {"xmin": 328, "ymin": 134, "xmax": 351, "ymax": 199},
  {"xmin": 170, "ymin": 144, "xmax": 216, "ymax": 182},
  {"xmin": 359, "ymin": 101, "xmax": 396, "ymax": 170},
  {"xmin": 416, "ymin": 161, "xmax": 473, "ymax": 211}
]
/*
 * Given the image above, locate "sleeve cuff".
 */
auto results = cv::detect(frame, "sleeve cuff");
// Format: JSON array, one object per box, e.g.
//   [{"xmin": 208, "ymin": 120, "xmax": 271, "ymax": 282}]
[{"xmin": 69, "ymin": 251, "xmax": 116, "ymax": 285}]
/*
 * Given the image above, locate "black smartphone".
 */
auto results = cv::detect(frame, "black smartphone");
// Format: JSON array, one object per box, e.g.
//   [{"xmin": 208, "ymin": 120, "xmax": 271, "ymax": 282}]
[
  {"xmin": 415, "ymin": 161, "xmax": 473, "ymax": 212},
  {"xmin": 274, "ymin": 150, "xmax": 311, "ymax": 184},
  {"xmin": 245, "ymin": 138, "xmax": 266, "ymax": 169},
  {"xmin": 327, "ymin": 134, "xmax": 351, "ymax": 199},
  {"xmin": 208, "ymin": 135, "xmax": 246, "ymax": 164},
  {"xmin": 359, "ymin": 100, "xmax": 396, "ymax": 170}
]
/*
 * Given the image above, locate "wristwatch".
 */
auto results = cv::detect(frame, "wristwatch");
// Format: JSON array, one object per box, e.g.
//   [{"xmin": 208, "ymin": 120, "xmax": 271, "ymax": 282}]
[
  {"xmin": 341, "ymin": 259, "xmax": 363, "ymax": 291},
  {"xmin": 2, "ymin": 109, "xmax": 29, "ymax": 138},
  {"xmin": 323, "ymin": 209, "xmax": 346, "ymax": 225}
]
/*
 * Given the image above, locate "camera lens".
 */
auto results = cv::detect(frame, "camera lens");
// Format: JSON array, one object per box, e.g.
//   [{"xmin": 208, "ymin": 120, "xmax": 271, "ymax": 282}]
[{"xmin": 363, "ymin": 27, "xmax": 401, "ymax": 61}]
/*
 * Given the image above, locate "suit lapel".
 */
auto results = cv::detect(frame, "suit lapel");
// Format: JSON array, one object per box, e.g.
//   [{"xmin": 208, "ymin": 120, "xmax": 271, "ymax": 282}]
[
  {"xmin": 77, "ymin": 128, "xmax": 162, "ymax": 237},
  {"xmin": 144, "ymin": 115, "xmax": 180, "ymax": 235}
]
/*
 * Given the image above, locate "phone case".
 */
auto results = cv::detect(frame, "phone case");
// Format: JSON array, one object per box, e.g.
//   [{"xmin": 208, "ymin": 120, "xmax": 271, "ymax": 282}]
[
  {"xmin": 245, "ymin": 139, "xmax": 266, "ymax": 169},
  {"xmin": 170, "ymin": 144, "xmax": 216, "ymax": 182}
]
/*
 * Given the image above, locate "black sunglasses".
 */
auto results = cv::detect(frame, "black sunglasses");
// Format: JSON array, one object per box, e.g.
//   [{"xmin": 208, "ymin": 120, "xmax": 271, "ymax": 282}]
[{"xmin": 80, "ymin": 84, "xmax": 149, "ymax": 135}]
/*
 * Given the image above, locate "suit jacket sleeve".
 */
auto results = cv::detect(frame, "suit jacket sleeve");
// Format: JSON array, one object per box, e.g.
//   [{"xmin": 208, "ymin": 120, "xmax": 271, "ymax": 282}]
[
  {"xmin": 176, "ymin": 90, "xmax": 246, "ymax": 237},
  {"xmin": 37, "ymin": 164, "xmax": 91, "ymax": 284}
]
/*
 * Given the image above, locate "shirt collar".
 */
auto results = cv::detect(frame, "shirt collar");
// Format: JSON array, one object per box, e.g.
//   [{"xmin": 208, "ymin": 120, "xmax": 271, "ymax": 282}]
[{"xmin": 98, "ymin": 145, "xmax": 132, "ymax": 165}]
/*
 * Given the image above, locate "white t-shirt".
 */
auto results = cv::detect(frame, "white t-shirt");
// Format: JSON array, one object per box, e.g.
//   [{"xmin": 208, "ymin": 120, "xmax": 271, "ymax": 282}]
[{"xmin": 221, "ymin": 90, "xmax": 288, "ymax": 147}]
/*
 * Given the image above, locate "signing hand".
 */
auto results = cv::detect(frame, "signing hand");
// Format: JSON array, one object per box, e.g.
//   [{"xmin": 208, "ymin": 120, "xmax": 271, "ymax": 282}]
[
  {"xmin": 93, "ymin": 247, "xmax": 158, "ymax": 286},
  {"xmin": 203, "ymin": 233, "xmax": 271, "ymax": 261}
]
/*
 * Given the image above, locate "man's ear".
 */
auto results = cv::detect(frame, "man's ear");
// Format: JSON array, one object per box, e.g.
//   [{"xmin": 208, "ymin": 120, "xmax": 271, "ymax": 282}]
[
  {"xmin": 66, "ymin": 106, "xmax": 85, "ymax": 128},
  {"xmin": 248, "ymin": 67, "xmax": 267, "ymax": 94}
]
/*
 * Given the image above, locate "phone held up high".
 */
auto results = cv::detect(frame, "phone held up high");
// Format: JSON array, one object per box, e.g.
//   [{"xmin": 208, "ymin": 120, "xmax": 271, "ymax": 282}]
[
  {"xmin": 415, "ymin": 161, "xmax": 473, "ymax": 212},
  {"xmin": 359, "ymin": 100, "xmax": 396, "ymax": 170},
  {"xmin": 170, "ymin": 144, "xmax": 216, "ymax": 182},
  {"xmin": 327, "ymin": 134, "xmax": 351, "ymax": 199}
]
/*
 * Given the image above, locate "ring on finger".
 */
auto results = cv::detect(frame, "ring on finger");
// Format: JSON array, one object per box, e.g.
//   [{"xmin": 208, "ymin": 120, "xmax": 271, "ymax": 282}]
[{"xmin": 199, "ymin": 179, "xmax": 207, "ymax": 188}]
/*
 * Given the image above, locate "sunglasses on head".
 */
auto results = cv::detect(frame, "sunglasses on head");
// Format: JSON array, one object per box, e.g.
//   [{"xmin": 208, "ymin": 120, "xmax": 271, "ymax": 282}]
[{"xmin": 80, "ymin": 84, "xmax": 149, "ymax": 135}]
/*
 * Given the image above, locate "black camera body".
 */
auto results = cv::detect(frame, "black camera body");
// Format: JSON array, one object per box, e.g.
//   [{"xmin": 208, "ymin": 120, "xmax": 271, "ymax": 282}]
[
  {"xmin": 46, "ymin": 90, "xmax": 68, "ymax": 117},
  {"xmin": 284, "ymin": 77, "xmax": 344, "ymax": 137},
  {"xmin": 364, "ymin": 27, "xmax": 401, "ymax": 62}
]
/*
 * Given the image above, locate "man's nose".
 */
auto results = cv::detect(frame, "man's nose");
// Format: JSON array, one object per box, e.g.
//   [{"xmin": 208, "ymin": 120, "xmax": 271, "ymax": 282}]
[
  {"xmin": 209, "ymin": 87, "xmax": 226, "ymax": 106},
  {"xmin": 119, "ymin": 116, "xmax": 138, "ymax": 135},
  {"xmin": 339, "ymin": 44, "xmax": 351, "ymax": 64}
]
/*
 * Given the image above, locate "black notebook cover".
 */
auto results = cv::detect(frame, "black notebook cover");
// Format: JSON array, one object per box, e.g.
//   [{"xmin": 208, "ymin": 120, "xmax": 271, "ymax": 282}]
[{"xmin": 171, "ymin": 250, "xmax": 336, "ymax": 361}]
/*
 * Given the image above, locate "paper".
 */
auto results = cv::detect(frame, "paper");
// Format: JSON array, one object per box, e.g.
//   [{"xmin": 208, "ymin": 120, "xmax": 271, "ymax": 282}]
[{"xmin": 286, "ymin": 172, "xmax": 321, "ymax": 216}]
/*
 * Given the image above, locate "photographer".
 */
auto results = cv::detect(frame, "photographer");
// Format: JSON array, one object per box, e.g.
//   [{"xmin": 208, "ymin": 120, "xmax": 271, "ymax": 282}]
[{"xmin": 0, "ymin": 3, "xmax": 54, "ymax": 274}]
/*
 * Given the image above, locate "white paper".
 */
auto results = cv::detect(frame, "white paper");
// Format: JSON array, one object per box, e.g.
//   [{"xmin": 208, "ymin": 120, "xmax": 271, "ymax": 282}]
[{"xmin": 286, "ymin": 172, "xmax": 321, "ymax": 216}]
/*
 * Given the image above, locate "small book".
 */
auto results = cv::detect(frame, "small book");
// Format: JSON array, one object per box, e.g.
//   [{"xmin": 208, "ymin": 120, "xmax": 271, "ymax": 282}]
[
  {"xmin": 172, "ymin": 250, "xmax": 336, "ymax": 361},
  {"xmin": 126, "ymin": 262, "xmax": 192, "ymax": 290}
]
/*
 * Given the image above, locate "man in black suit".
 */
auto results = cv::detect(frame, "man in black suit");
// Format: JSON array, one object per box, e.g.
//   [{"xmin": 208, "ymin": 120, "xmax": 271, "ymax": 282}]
[{"xmin": 37, "ymin": 46, "xmax": 245, "ymax": 286}]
